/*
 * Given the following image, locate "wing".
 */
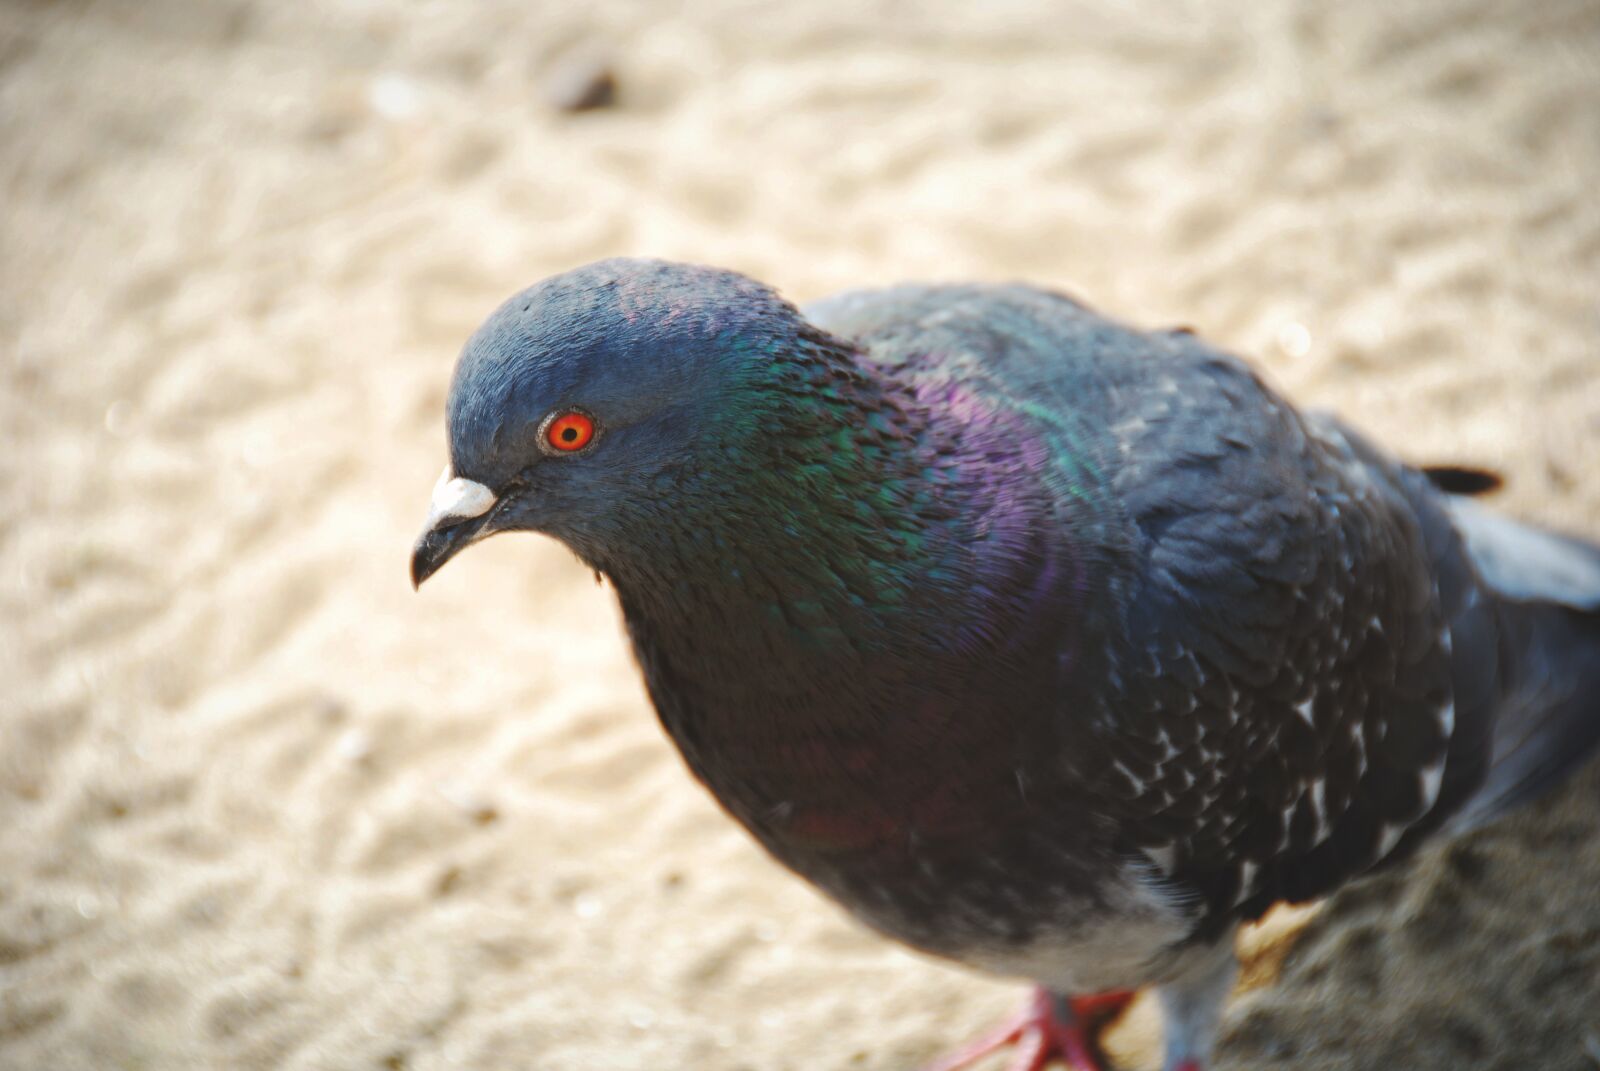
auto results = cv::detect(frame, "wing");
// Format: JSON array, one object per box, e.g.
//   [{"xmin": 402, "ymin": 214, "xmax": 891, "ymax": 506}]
[
  {"xmin": 1085, "ymin": 335, "xmax": 1489, "ymax": 934},
  {"xmin": 811, "ymin": 284, "xmax": 1499, "ymax": 931}
]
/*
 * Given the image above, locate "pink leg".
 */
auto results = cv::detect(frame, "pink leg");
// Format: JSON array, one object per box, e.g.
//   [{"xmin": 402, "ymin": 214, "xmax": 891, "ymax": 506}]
[{"xmin": 921, "ymin": 986, "xmax": 1136, "ymax": 1071}]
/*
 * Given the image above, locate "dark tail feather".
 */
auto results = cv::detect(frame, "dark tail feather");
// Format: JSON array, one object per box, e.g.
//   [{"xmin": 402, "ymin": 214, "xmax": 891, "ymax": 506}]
[
  {"xmin": 1444, "ymin": 500, "xmax": 1600, "ymax": 831},
  {"xmin": 1422, "ymin": 464, "xmax": 1504, "ymax": 497}
]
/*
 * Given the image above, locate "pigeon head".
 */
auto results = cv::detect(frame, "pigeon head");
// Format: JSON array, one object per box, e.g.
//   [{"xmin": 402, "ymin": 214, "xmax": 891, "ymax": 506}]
[{"xmin": 410, "ymin": 258, "xmax": 854, "ymax": 587}]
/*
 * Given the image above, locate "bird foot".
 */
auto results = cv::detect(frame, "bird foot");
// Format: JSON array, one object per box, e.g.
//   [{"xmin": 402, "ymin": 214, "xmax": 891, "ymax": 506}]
[{"xmin": 920, "ymin": 986, "xmax": 1135, "ymax": 1071}]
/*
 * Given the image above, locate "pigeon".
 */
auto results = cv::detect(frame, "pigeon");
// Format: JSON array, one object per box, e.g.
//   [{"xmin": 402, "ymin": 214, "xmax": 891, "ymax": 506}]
[{"xmin": 411, "ymin": 258, "xmax": 1600, "ymax": 1071}]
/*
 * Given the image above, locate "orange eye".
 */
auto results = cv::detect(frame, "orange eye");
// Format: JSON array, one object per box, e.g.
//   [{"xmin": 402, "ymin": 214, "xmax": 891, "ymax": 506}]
[{"xmin": 545, "ymin": 410, "xmax": 595, "ymax": 453}]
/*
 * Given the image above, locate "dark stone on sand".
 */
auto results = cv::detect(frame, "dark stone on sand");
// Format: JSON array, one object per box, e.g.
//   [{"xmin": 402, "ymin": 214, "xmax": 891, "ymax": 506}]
[{"xmin": 545, "ymin": 51, "xmax": 616, "ymax": 113}]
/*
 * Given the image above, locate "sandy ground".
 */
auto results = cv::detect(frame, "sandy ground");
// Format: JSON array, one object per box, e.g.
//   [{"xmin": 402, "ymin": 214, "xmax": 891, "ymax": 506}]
[{"xmin": 3, "ymin": 1, "xmax": 1599, "ymax": 1069}]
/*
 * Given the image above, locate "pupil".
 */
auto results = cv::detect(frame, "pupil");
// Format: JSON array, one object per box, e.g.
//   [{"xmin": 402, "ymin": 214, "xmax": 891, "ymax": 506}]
[{"xmin": 562, "ymin": 427, "xmax": 577, "ymax": 442}]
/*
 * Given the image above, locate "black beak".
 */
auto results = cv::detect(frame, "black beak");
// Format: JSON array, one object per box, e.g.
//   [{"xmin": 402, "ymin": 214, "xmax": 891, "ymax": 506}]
[{"xmin": 411, "ymin": 515, "xmax": 492, "ymax": 589}]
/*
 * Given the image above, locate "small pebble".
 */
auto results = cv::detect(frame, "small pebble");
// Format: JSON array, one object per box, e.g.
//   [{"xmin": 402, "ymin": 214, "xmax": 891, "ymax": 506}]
[
  {"xmin": 368, "ymin": 74, "xmax": 423, "ymax": 121},
  {"xmin": 1276, "ymin": 321, "xmax": 1312, "ymax": 359},
  {"xmin": 436, "ymin": 779, "xmax": 498, "ymax": 824},
  {"xmin": 336, "ymin": 728, "xmax": 374, "ymax": 763},
  {"xmin": 545, "ymin": 51, "xmax": 617, "ymax": 112}
]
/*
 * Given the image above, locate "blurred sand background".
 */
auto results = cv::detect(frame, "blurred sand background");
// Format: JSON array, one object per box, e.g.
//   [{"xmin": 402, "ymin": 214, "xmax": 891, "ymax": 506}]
[{"xmin": 3, "ymin": 1, "xmax": 1599, "ymax": 1069}]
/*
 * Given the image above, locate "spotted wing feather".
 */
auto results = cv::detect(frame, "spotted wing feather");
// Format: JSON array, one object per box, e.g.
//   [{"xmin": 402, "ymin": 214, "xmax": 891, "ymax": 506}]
[{"xmin": 1088, "ymin": 336, "xmax": 1469, "ymax": 931}]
